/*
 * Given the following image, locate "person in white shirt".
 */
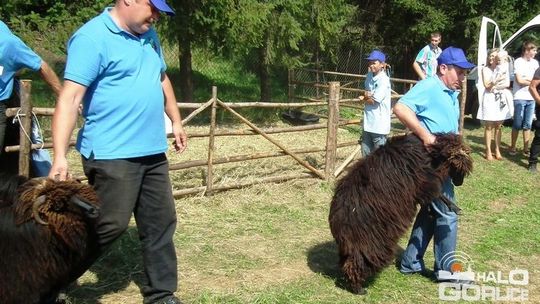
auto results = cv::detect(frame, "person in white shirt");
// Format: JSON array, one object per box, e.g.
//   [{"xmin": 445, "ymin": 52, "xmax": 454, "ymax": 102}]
[
  {"xmin": 360, "ymin": 50, "xmax": 392, "ymax": 156},
  {"xmin": 510, "ymin": 41, "xmax": 539, "ymax": 155}
]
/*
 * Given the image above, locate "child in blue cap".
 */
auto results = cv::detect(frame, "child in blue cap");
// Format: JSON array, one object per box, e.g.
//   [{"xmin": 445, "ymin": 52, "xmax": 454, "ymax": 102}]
[{"xmin": 360, "ymin": 50, "xmax": 392, "ymax": 156}]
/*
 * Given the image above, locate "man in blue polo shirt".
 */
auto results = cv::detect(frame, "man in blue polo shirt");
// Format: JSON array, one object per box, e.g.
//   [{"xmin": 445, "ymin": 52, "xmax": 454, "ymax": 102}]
[
  {"xmin": 49, "ymin": 1, "xmax": 187, "ymax": 303},
  {"xmin": 394, "ymin": 47, "xmax": 475, "ymax": 284},
  {"xmin": 1, "ymin": 20, "xmax": 62, "ymax": 176}
]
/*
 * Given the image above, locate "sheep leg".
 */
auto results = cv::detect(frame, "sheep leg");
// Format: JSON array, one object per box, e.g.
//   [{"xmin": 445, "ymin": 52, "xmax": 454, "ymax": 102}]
[
  {"xmin": 351, "ymin": 283, "xmax": 367, "ymax": 295},
  {"xmin": 341, "ymin": 254, "xmax": 368, "ymax": 295},
  {"xmin": 439, "ymin": 195, "xmax": 461, "ymax": 215}
]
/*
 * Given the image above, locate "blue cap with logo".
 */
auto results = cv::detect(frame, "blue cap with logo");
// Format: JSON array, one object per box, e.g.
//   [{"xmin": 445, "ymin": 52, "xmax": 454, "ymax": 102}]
[
  {"xmin": 437, "ymin": 47, "xmax": 475, "ymax": 69},
  {"xmin": 365, "ymin": 50, "xmax": 386, "ymax": 62},
  {"xmin": 150, "ymin": 0, "xmax": 175, "ymax": 16}
]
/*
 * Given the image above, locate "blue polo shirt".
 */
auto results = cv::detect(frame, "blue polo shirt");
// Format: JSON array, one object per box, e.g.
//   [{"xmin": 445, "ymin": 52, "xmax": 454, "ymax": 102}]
[
  {"xmin": 65, "ymin": 8, "xmax": 168, "ymax": 159},
  {"xmin": 398, "ymin": 77, "xmax": 460, "ymax": 133},
  {"xmin": 0, "ymin": 21, "xmax": 42, "ymax": 102}
]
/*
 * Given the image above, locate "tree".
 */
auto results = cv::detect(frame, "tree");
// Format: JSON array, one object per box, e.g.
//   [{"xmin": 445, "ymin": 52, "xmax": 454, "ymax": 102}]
[
  {"xmin": 221, "ymin": 0, "xmax": 356, "ymax": 101},
  {"xmin": 346, "ymin": 0, "xmax": 540, "ymax": 78},
  {"xmin": 162, "ymin": 1, "xmax": 227, "ymax": 102},
  {"xmin": 1, "ymin": 0, "xmax": 112, "ymax": 55}
]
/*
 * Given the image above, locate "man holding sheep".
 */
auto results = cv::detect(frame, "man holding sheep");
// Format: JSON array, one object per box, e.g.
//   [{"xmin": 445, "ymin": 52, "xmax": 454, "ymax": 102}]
[{"xmin": 49, "ymin": 1, "xmax": 187, "ymax": 303}]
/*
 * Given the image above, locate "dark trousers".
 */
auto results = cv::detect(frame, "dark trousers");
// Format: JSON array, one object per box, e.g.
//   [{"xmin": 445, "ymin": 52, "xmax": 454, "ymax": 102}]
[
  {"xmin": 529, "ymin": 107, "xmax": 540, "ymax": 166},
  {"xmin": 0, "ymin": 101, "xmax": 19, "ymax": 174},
  {"xmin": 0, "ymin": 102, "xmax": 6, "ymax": 156},
  {"xmin": 82, "ymin": 153, "xmax": 178, "ymax": 303}
]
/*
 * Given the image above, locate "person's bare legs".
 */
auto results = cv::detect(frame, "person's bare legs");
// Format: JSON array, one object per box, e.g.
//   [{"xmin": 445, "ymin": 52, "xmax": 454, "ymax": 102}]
[
  {"xmin": 494, "ymin": 122, "xmax": 503, "ymax": 160},
  {"xmin": 485, "ymin": 123, "xmax": 494, "ymax": 160},
  {"xmin": 523, "ymin": 129, "xmax": 531, "ymax": 154},
  {"xmin": 510, "ymin": 129, "xmax": 519, "ymax": 154}
]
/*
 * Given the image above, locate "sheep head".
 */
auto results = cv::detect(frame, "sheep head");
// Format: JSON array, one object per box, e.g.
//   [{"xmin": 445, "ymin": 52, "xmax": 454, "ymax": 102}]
[
  {"xmin": 15, "ymin": 178, "xmax": 100, "ymax": 250},
  {"xmin": 429, "ymin": 133, "xmax": 473, "ymax": 186}
]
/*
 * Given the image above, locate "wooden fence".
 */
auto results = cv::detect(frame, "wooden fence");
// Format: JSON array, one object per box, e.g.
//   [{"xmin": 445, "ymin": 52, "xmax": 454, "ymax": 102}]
[
  {"xmin": 288, "ymin": 68, "xmax": 469, "ymax": 132},
  {"xmin": 5, "ymin": 73, "xmax": 469, "ymax": 197},
  {"xmin": 288, "ymin": 68, "xmax": 418, "ymax": 104},
  {"xmin": 5, "ymin": 80, "xmax": 363, "ymax": 198}
]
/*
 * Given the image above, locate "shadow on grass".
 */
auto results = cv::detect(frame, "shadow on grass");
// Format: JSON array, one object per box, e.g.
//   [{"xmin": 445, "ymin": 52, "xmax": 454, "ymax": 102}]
[
  {"xmin": 306, "ymin": 241, "xmax": 383, "ymax": 294},
  {"xmin": 464, "ymin": 121, "xmax": 531, "ymax": 169},
  {"xmin": 68, "ymin": 227, "xmax": 145, "ymax": 302}
]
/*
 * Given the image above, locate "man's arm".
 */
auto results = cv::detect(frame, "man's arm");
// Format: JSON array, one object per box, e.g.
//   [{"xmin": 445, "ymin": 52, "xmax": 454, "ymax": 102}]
[
  {"xmin": 48, "ymin": 80, "xmax": 86, "ymax": 180},
  {"xmin": 39, "ymin": 61, "xmax": 62, "ymax": 97},
  {"xmin": 515, "ymin": 73, "xmax": 532, "ymax": 87},
  {"xmin": 162, "ymin": 73, "xmax": 187, "ymax": 153},
  {"xmin": 393, "ymin": 102, "xmax": 435, "ymax": 145},
  {"xmin": 412, "ymin": 61, "xmax": 426, "ymax": 80},
  {"xmin": 529, "ymin": 78, "xmax": 540, "ymax": 106}
]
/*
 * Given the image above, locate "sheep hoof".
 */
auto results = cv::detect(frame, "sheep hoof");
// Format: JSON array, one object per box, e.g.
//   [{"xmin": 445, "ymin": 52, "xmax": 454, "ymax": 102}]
[{"xmin": 352, "ymin": 286, "xmax": 367, "ymax": 295}]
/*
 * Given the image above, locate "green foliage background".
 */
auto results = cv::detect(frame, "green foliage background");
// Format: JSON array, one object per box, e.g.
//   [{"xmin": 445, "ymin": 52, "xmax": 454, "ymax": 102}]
[{"xmin": 2, "ymin": 0, "xmax": 540, "ymax": 100}]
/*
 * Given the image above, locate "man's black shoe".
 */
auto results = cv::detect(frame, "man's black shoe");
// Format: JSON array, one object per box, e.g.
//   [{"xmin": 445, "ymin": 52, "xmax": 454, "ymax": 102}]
[{"xmin": 153, "ymin": 296, "xmax": 184, "ymax": 304}]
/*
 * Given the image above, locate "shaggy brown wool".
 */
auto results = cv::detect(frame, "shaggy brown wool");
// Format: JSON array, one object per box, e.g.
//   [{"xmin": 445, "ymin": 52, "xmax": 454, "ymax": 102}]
[
  {"xmin": 328, "ymin": 133, "xmax": 472, "ymax": 294},
  {"xmin": 0, "ymin": 174, "xmax": 100, "ymax": 304}
]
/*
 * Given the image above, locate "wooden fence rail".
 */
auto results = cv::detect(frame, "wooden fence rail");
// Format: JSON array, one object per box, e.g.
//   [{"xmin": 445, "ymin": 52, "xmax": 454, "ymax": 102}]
[
  {"xmin": 5, "ymin": 71, "xmax": 469, "ymax": 197},
  {"xmin": 4, "ymin": 81, "xmax": 361, "ymax": 197},
  {"xmin": 288, "ymin": 68, "xmax": 419, "ymax": 105}
]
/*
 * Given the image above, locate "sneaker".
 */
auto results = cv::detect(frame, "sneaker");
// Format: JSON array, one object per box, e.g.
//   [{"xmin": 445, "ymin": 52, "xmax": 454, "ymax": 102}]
[
  {"xmin": 438, "ymin": 279, "xmax": 476, "ymax": 291},
  {"xmin": 528, "ymin": 164, "xmax": 537, "ymax": 173},
  {"xmin": 436, "ymin": 270, "xmax": 475, "ymax": 284},
  {"xmin": 399, "ymin": 269, "xmax": 435, "ymax": 279},
  {"xmin": 153, "ymin": 296, "xmax": 183, "ymax": 304}
]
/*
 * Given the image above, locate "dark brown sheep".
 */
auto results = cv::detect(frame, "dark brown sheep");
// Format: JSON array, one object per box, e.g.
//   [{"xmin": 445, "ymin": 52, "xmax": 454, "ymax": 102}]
[
  {"xmin": 328, "ymin": 133, "xmax": 473, "ymax": 295},
  {"xmin": 0, "ymin": 173, "xmax": 100, "ymax": 304}
]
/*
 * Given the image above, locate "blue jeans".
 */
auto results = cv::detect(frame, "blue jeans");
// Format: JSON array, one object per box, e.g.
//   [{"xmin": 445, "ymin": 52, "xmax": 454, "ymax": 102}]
[
  {"xmin": 1, "ymin": 90, "xmax": 51, "ymax": 176},
  {"xmin": 30, "ymin": 116, "xmax": 52, "ymax": 177},
  {"xmin": 82, "ymin": 153, "xmax": 178, "ymax": 303},
  {"xmin": 512, "ymin": 99, "xmax": 536, "ymax": 130},
  {"xmin": 400, "ymin": 178, "xmax": 457, "ymax": 277},
  {"xmin": 360, "ymin": 131, "xmax": 387, "ymax": 156}
]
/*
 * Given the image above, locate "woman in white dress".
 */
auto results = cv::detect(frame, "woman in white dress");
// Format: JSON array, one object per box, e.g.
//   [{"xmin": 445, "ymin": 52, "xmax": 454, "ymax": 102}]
[{"xmin": 477, "ymin": 48, "xmax": 513, "ymax": 160}]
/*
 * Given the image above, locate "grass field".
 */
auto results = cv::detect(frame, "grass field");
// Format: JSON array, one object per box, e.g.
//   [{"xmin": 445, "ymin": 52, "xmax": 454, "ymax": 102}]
[
  {"xmin": 45, "ymin": 116, "xmax": 537, "ymax": 304},
  {"xmin": 16, "ymin": 54, "xmax": 539, "ymax": 303}
]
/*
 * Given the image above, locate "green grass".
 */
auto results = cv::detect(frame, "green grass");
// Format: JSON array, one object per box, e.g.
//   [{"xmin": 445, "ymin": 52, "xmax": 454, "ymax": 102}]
[
  {"xmin": 56, "ymin": 118, "xmax": 540, "ymax": 304},
  {"xmin": 19, "ymin": 74, "xmax": 540, "ymax": 303}
]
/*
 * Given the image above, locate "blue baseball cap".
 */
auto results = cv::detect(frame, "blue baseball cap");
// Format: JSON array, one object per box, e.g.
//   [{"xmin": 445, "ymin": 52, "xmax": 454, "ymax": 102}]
[
  {"xmin": 365, "ymin": 50, "xmax": 386, "ymax": 62},
  {"xmin": 437, "ymin": 46, "xmax": 475, "ymax": 69},
  {"xmin": 150, "ymin": 0, "xmax": 175, "ymax": 16}
]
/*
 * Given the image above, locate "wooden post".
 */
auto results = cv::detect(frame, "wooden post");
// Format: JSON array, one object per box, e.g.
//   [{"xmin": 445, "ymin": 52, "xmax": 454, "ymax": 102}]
[
  {"xmin": 325, "ymin": 82, "xmax": 340, "ymax": 180},
  {"xmin": 18, "ymin": 80, "xmax": 33, "ymax": 177},
  {"xmin": 316, "ymin": 67, "xmax": 320, "ymax": 99},
  {"xmin": 459, "ymin": 78, "xmax": 467, "ymax": 133},
  {"xmin": 288, "ymin": 69, "xmax": 293, "ymax": 103},
  {"xmin": 206, "ymin": 86, "xmax": 218, "ymax": 195},
  {"xmin": 334, "ymin": 145, "xmax": 361, "ymax": 178}
]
